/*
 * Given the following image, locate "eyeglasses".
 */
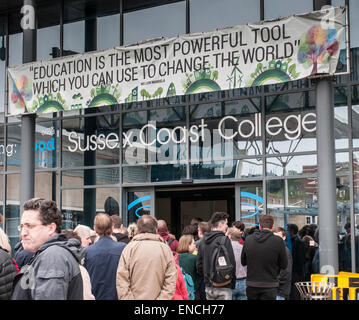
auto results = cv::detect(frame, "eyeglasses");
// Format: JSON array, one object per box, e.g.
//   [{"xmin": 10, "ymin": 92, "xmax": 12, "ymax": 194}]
[{"xmin": 17, "ymin": 223, "xmax": 43, "ymax": 232}]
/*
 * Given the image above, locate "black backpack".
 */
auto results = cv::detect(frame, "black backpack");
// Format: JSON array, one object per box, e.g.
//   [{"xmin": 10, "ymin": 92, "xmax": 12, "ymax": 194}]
[{"xmin": 210, "ymin": 236, "xmax": 234, "ymax": 287}]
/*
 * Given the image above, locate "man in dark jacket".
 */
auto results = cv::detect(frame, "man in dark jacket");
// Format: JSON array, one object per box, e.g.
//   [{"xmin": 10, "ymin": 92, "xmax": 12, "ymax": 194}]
[
  {"xmin": 274, "ymin": 227, "xmax": 292, "ymax": 300},
  {"xmin": 0, "ymin": 247, "xmax": 17, "ymax": 300},
  {"xmin": 84, "ymin": 213, "xmax": 126, "ymax": 300},
  {"xmin": 12, "ymin": 198, "xmax": 84, "ymax": 300},
  {"xmin": 287, "ymin": 223, "xmax": 306, "ymax": 300},
  {"xmin": 241, "ymin": 215, "xmax": 287, "ymax": 300},
  {"xmin": 13, "ymin": 242, "xmax": 33, "ymax": 270},
  {"xmin": 196, "ymin": 212, "xmax": 236, "ymax": 300}
]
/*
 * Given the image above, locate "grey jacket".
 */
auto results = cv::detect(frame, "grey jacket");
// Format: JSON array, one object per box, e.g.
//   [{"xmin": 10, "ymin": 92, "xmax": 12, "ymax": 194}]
[{"xmin": 11, "ymin": 233, "xmax": 84, "ymax": 300}]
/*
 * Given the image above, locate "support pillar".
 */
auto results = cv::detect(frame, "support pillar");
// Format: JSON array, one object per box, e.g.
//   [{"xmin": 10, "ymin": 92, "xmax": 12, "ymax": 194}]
[
  {"xmin": 313, "ymin": 0, "xmax": 338, "ymax": 274},
  {"xmin": 83, "ymin": 12, "xmax": 97, "ymax": 227},
  {"xmin": 20, "ymin": 0, "xmax": 36, "ymax": 209},
  {"xmin": 316, "ymin": 77, "xmax": 338, "ymax": 274}
]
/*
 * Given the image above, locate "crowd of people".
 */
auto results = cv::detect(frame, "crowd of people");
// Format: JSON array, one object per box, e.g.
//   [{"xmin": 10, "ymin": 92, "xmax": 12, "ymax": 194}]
[{"xmin": 0, "ymin": 197, "xmax": 325, "ymax": 300}]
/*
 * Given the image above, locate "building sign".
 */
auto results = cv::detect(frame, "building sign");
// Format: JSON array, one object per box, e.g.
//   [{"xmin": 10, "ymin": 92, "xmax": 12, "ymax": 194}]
[
  {"xmin": 66, "ymin": 111, "xmax": 316, "ymax": 174},
  {"xmin": 7, "ymin": 7, "xmax": 344, "ymax": 116}
]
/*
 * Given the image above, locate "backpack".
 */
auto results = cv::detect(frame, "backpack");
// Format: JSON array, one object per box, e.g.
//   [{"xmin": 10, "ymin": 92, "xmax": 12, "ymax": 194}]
[
  {"xmin": 181, "ymin": 267, "xmax": 195, "ymax": 300},
  {"xmin": 210, "ymin": 236, "xmax": 234, "ymax": 287}
]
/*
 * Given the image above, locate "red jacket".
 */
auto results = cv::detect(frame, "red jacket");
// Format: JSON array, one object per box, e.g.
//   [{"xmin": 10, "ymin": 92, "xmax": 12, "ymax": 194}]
[
  {"xmin": 171, "ymin": 264, "xmax": 188, "ymax": 300},
  {"xmin": 159, "ymin": 232, "xmax": 178, "ymax": 253}
]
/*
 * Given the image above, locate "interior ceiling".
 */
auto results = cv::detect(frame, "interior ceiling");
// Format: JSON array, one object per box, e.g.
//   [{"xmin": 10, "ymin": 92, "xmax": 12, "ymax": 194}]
[{"xmin": 0, "ymin": 0, "xmax": 183, "ymax": 35}]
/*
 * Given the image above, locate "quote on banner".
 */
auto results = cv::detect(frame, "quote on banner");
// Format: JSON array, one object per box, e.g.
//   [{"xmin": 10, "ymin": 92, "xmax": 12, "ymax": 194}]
[{"xmin": 7, "ymin": 6, "xmax": 344, "ymax": 116}]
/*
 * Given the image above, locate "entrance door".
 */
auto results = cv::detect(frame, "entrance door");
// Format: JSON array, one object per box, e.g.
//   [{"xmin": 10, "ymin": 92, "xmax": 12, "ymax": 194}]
[{"xmin": 156, "ymin": 185, "xmax": 235, "ymax": 239}]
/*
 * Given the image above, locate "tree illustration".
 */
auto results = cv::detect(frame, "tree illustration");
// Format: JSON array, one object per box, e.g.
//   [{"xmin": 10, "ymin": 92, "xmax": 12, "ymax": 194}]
[
  {"xmin": 230, "ymin": 57, "xmax": 243, "ymax": 88},
  {"xmin": 297, "ymin": 25, "xmax": 339, "ymax": 75},
  {"xmin": 226, "ymin": 75, "xmax": 233, "ymax": 89}
]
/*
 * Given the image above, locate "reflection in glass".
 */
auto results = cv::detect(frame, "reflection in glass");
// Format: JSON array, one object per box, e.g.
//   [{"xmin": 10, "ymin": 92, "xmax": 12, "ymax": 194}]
[
  {"xmin": 267, "ymin": 178, "xmax": 318, "ymax": 230},
  {"xmin": 266, "ymin": 154, "xmax": 317, "ymax": 177},
  {"xmin": 336, "ymin": 152, "xmax": 349, "ymax": 174},
  {"xmin": 6, "ymin": 174, "xmax": 20, "ymax": 249},
  {"xmin": 334, "ymin": 87, "xmax": 348, "ymax": 149},
  {"xmin": 37, "ymin": 25, "xmax": 60, "ymax": 61},
  {"xmin": 124, "ymin": 2, "xmax": 185, "ymax": 45},
  {"xmin": 62, "ymin": 187, "xmax": 120, "ymax": 228},
  {"xmin": 264, "ymin": 0, "xmax": 312, "ymax": 20},
  {"xmin": 9, "ymin": 33, "xmax": 22, "ymax": 67},
  {"xmin": 35, "ymin": 171, "xmax": 58, "ymax": 201},
  {"xmin": 62, "ymin": 168, "xmax": 120, "ymax": 187},
  {"xmin": 191, "ymin": 0, "xmax": 260, "ymax": 32},
  {"xmin": 266, "ymin": 91, "xmax": 315, "ymax": 113},
  {"xmin": 123, "ymin": 165, "xmax": 186, "ymax": 183},
  {"xmin": 235, "ymin": 158, "xmax": 262, "ymax": 178},
  {"xmin": 98, "ymin": 14, "xmax": 120, "ymax": 50},
  {"xmin": 64, "ymin": 21, "xmax": 84, "ymax": 54},
  {"xmin": 352, "ymin": 86, "xmax": 359, "ymax": 147}
]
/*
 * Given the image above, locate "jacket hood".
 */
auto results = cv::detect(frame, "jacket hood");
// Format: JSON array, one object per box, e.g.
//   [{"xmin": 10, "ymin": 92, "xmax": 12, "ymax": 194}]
[
  {"xmin": 252, "ymin": 229, "xmax": 273, "ymax": 243},
  {"xmin": 38, "ymin": 233, "xmax": 85, "ymax": 263},
  {"xmin": 132, "ymin": 233, "xmax": 167, "ymax": 243},
  {"xmin": 204, "ymin": 231, "xmax": 225, "ymax": 244}
]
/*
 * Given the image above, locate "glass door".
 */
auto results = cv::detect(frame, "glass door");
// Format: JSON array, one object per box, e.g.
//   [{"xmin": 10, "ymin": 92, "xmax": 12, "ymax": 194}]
[
  {"xmin": 235, "ymin": 183, "xmax": 264, "ymax": 227},
  {"xmin": 123, "ymin": 187, "xmax": 155, "ymax": 226}
]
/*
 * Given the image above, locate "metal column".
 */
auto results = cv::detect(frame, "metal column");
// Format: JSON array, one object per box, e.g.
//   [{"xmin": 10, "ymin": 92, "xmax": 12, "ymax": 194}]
[
  {"xmin": 313, "ymin": 0, "xmax": 339, "ymax": 274},
  {"xmin": 83, "ymin": 12, "xmax": 97, "ymax": 227},
  {"xmin": 20, "ymin": 0, "xmax": 36, "ymax": 210},
  {"xmin": 316, "ymin": 77, "xmax": 338, "ymax": 274}
]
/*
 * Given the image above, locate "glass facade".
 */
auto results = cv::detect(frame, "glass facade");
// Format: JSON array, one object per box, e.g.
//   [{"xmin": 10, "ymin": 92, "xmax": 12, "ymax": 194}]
[{"xmin": 0, "ymin": 0, "xmax": 359, "ymax": 276}]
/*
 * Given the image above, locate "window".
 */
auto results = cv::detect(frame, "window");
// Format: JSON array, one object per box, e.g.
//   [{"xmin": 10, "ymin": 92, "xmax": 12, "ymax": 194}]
[{"xmin": 124, "ymin": 2, "xmax": 185, "ymax": 45}]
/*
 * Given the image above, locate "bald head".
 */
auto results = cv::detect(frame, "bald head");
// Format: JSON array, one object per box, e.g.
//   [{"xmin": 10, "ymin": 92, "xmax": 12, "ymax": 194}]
[
  {"xmin": 157, "ymin": 220, "xmax": 168, "ymax": 233},
  {"xmin": 94, "ymin": 213, "xmax": 113, "ymax": 237},
  {"xmin": 137, "ymin": 215, "xmax": 158, "ymax": 234}
]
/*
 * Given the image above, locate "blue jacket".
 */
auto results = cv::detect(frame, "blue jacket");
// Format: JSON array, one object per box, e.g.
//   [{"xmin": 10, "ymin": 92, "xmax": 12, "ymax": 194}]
[{"xmin": 84, "ymin": 236, "xmax": 126, "ymax": 300}]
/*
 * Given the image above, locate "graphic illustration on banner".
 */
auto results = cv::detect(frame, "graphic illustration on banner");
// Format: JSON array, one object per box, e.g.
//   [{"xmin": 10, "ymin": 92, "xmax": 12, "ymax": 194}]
[{"xmin": 7, "ymin": 6, "xmax": 345, "ymax": 116}]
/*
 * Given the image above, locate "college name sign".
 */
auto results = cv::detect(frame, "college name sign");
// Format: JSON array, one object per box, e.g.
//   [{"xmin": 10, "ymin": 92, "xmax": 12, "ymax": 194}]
[{"xmin": 7, "ymin": 7, "xmax": 344, "ymax": 116}]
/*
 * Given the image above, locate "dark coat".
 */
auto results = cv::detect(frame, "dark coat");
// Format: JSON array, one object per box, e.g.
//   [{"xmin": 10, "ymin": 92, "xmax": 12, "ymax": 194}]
[
  {"xmin": 0, "ymin": 248, "xmax": 17, "ymax": 300},
  {"xmin": 11, "ymin": 234, "xmax": 84, "ymax": 300},
  {"xmin": 84, "ymin": 236, "xmax": 126, "ymax": 300},
  {"xmin": 277, "ymin": 246, "xmax": 293, "ymax": 298},
  {"xmin": 241, "ymin": 229, "xmax": 288, "ymax": 288},
  {"xmin": 196, "ymin": 231, "xmax": 236, "ymax": 289},
  {"xmin": 13, "ymin": 242, "xmax": 33, "ymax": 270}
]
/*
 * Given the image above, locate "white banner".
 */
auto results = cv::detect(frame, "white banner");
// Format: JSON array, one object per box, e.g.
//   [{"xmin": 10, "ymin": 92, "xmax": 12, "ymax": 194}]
[{"xmin": 7, "ymin": 6, "xmax": 345, "ymax": 116}]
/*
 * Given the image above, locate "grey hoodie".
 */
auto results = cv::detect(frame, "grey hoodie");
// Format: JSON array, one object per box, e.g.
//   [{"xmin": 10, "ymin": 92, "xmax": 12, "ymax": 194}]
[{"xmin": 11, "ymin": 233, "xmax": 84, "ymax": 300}]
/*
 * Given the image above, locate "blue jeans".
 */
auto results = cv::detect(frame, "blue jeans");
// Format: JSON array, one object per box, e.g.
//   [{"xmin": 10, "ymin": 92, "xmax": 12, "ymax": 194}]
[
  {"xmin": 276, "ymin": 295, "xmax": 286, "ymax": 300},
  {"xmin": 232, "ymin": 279, "xmax": 247, "ymax": 300}
]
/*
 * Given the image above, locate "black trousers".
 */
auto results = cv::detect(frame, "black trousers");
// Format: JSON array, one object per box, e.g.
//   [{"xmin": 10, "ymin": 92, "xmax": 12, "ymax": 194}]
[{"xmin": 246, "ymin": 286, "xmax": 277, "ymax": 300}]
